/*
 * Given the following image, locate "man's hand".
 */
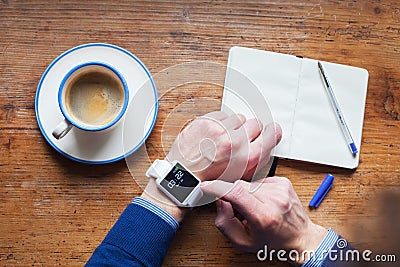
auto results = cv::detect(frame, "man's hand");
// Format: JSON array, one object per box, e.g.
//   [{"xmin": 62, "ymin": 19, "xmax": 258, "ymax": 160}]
[
  {"xmin": 142, "ymin": 111, "xmax": 282, "ymax": 222},
  {"xmin": 201, "ymin": 177, "xmax": 327, "ymax": 265},
  {"xmin": 166, "ymin": 111, "xmax": 281, "ymax": 182}
]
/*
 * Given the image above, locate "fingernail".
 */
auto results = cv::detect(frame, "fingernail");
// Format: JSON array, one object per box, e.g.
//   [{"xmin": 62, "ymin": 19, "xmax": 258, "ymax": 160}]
[
  {"xmin": 201, "ymin": 181, "xmax": 211, "ymax": 187},
  {"xmin": 216, "ymin": 199, "xmax": 222, "ymax": 209},
  {"xmin": 273, "ymin": 122, "xmax": 282, "ymax": 144}
]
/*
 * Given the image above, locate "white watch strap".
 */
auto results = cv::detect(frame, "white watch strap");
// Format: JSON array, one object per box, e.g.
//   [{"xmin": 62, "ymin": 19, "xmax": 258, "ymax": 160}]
[
  {"xmin": 145, "ymin": 159, "xmax": 172, "ymax": 179},
  {"xmin": 187, "ymin": 187, "xmax": 203, "ymax": 207}
]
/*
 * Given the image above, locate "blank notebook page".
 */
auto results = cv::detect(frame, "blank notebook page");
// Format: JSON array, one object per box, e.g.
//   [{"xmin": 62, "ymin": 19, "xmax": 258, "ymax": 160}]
[{"xmin": 222, "ymin": 46, "xmax": 369, "ymax": 169}]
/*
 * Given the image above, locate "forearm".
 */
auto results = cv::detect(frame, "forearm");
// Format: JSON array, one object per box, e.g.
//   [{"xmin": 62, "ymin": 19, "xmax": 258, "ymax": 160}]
[{"xmin": 86, "ymin": 197, "xmax": 179, "ymax": 267}]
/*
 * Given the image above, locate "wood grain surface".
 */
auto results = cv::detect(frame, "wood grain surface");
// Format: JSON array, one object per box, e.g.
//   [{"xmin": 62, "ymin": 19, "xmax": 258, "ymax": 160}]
[{"xmin": 1, "ymin": 0, "xmax": 399, "ymax": 266}]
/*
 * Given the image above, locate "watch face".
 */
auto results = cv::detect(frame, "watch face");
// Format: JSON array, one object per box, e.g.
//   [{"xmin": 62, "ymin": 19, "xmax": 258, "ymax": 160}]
[{"xmin": 160, "ymin": 163, "xmax": 199, "ymax": 203}]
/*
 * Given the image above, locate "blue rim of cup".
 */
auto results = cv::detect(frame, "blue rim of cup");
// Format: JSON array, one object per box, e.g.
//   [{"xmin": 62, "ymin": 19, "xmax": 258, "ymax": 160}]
[
  {"xmin": 35, "ymin": 43, "xmax": 159, "ymax": 164},
  {"xmin": 58, "ymin": 61, "xmax": 129, "ymax": 131}
]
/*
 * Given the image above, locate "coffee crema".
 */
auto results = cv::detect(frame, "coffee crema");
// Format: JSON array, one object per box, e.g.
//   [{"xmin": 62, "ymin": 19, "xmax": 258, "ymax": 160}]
[{"xmin": 65, "ymin": 71, "xmax": 124, "ymax": 127}]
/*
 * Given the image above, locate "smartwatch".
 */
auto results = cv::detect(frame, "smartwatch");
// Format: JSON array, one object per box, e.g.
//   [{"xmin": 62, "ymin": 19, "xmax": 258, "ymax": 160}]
[{"xmin": 146, "ymin": 159, "xmax": 203, "ymax": 207}]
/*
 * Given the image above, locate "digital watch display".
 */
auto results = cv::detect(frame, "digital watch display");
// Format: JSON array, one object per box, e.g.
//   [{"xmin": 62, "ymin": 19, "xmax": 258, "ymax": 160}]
[
  {"xmin": 146, "ymin": 160, "xmax": 203, "ymax": 207},
  {"xmin": 159, "ymin": 162, "xmax": 200, "ymax": 203}
]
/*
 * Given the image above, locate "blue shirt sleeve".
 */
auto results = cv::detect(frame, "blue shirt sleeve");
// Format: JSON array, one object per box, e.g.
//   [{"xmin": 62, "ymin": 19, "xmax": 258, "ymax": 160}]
[
  {"xmin": 87, "ymin": 196, "xmax": 356, "ymax": 267},
  {"xmin": 86, "ymin": 197, "xmax": 179, "ymax": 267},
  {"xmin": 132, "ymin": 197, "xmax": 179, "ymax": 230},
  {"xmin": 302, "ymin": 228, "xmax": 356, "ymax": 267}
]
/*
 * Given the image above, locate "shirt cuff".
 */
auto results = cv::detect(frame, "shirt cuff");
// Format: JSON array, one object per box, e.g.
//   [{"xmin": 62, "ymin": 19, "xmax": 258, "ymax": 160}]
[
  {"xmin": 132, "ymin": 197, "xmax": 179, "ymax": 231},
  {"xmin": 302, "ymin": 228, "xmax": 339, "ymax": 267}
]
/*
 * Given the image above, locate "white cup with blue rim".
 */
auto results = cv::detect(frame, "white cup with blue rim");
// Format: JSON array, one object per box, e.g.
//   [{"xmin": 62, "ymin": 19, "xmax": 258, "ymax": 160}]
[{"xmin": 52, "ymin": 62, "xmax": 129, "ymax": 139}]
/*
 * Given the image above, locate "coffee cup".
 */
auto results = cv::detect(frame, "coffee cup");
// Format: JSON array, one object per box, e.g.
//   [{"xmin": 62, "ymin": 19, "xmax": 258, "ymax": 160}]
[{"xmin": 52, "ymin": 62, "xmax": 129, "ymax": 139}]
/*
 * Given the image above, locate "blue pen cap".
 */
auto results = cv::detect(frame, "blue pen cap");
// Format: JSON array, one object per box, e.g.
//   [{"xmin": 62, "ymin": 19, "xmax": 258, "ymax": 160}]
[
  {"xmin": 309, "ymin": 174, "xmax": 334, "ymax": 208},
  {"xmin": 349, "ymin": 143, "xmax": 358, "ymax": 155}
]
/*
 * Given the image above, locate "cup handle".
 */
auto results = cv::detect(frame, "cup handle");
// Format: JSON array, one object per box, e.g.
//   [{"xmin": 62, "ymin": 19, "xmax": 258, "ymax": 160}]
[{"xmin": 52, "ymin": 119, "xmax": 73, "ymax": 140}]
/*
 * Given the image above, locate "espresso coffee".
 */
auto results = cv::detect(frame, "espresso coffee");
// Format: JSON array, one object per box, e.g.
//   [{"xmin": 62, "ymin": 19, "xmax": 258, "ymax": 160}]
[{"xmin": 65, "ymin": 70, "xmax": 124, "ymax": 127}]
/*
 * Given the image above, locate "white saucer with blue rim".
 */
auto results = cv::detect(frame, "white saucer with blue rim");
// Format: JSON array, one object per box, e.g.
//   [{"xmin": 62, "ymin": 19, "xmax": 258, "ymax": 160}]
[{"xmin": 35, "ymin": 43, "xmax": 158, "ymax": 164}]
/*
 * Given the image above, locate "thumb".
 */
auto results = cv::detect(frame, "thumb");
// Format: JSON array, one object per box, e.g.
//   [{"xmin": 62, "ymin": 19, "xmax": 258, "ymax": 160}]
[
  {"xmin": 215, "ymin": 199, "xmax": 251, "ymax": 250},
  {"xmin": 248, "ymin": 122, "xmax": 282, "ymax": 170}
]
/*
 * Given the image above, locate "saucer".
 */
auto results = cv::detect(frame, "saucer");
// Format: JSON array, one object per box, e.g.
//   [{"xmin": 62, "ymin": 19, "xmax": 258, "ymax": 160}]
[{"xmin": 35, "ymin": 43, "xmax": 158, "ymax": 164}]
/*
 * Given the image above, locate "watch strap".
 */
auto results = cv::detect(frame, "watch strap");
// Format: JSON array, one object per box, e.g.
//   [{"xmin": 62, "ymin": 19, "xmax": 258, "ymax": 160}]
[
  {"xmin": 145, "ymin": 159, "xmax": 172, "ymax": 180},
  {"xmin": 187, "ymin": 187, "xmax": 203, "ymax": 207}
]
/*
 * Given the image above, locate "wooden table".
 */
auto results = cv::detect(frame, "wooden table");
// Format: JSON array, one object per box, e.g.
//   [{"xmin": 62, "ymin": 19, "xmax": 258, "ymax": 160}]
[{"xmin": 1, "ymin": 1, "xmax": 399, "ymax": 266}]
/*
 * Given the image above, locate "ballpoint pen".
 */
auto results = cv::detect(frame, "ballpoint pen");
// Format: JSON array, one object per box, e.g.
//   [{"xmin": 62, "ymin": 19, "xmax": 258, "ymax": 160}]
[{"xmin": 318, "ymin": 61, "xmax": 358, "ymax": 155}]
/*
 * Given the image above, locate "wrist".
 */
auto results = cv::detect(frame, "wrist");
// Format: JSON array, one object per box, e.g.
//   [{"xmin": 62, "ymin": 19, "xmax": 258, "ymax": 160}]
[
  {"xmin": 292, "ymin": 222, "xmax": 327, "ymax": 265},
  {"xmin": 141, "ymin": 179, "xmax": 188, "ymax": 223}
]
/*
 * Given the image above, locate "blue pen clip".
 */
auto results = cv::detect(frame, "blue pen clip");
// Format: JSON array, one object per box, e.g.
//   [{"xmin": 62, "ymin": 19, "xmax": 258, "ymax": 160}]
[{"xmin": 309, "ymin": 174, "xmax": 334, "ymax": 208}]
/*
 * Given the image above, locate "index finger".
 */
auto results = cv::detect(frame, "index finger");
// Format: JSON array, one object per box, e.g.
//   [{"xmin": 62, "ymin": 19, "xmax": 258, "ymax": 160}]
[{"xmin": 201, "ymin": 180, "xmax": 260, "ymax": 220}]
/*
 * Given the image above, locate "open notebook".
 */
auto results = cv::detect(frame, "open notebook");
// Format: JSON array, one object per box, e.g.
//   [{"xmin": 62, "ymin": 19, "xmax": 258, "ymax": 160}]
[{"xmin": 221, "ymin": 46, "xmax": 369, "ymax": 169}]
